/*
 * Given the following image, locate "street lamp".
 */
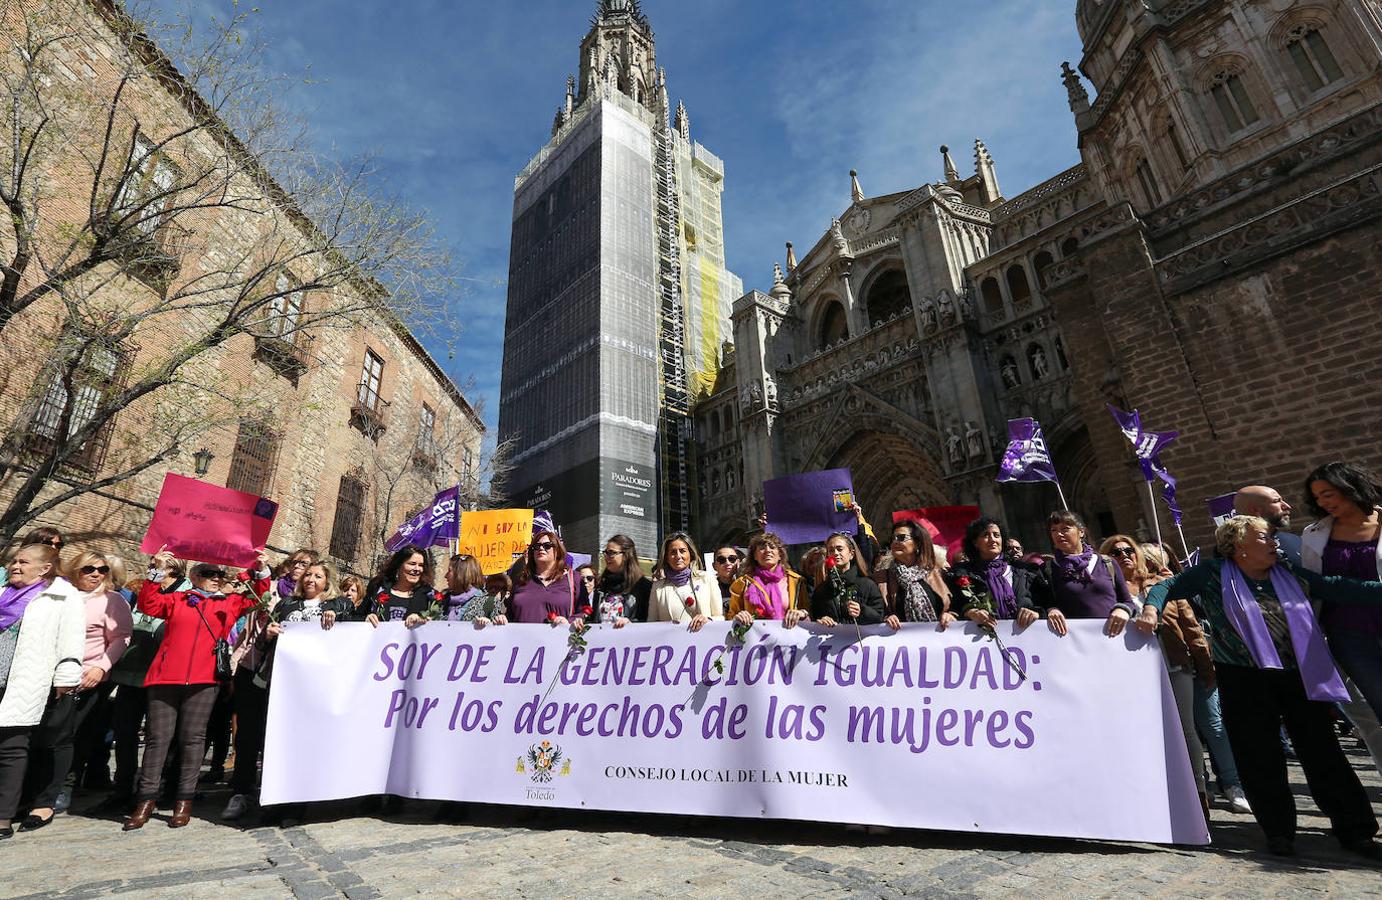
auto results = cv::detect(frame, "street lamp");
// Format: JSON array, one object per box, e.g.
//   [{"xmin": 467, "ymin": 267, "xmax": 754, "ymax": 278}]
[{"xmin": 192, "ymin": 447, "xmax": 215, "ymax": 477}]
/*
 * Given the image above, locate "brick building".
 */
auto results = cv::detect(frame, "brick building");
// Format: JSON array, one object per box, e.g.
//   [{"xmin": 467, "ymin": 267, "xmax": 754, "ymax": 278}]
[
  {"xmin": 0, "ymin": 0, "xmax": 483, "ymax": 575},
  {"xmin": 696, "ymin": 0, "xmax": 1382, "ymax": 552}
]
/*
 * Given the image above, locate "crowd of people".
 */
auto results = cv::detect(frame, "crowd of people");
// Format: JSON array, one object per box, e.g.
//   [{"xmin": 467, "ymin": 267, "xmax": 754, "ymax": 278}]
[{"xmin": 0, "ymin": 461, "xmax": 1379, "ymax": 860}]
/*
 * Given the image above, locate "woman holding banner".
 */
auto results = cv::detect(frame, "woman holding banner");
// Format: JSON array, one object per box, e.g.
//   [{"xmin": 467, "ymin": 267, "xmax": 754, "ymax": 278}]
[
  {"xmin": 1141, "ymin": 516, "xmax": 1382, "ymax": 858},
  {"xmin": 812, "ymin": 533, "xmax": 885, "ymax": 628},
  {"xmin": 878, "ymin": 520, "xmax": 956, "ymax": 629},
  {"xmin": 952, "ymin": 518, "xmax": 1041, "ymax": 628},
  {"xmin": 581, "ymin": 535, "xmax": 650, "ymax": 626},
  {"xmin": 436, "ymin": 554, "xmax": 498, "ymax": 624},
  {"xmin": 508, "ymin": 530, "xmax": 577, "ymax": 624},
  {"xmin": 364, "ymin": 546, "xmax": 435, "ymax": 628},
  {"xmin": 1040, "ymin": 511, "xmax": 1137, "ymax": 637},
  {"xmin": 647, "ymin": 533, "xmax": 720, "ymax": 631},
  {"xmin": 729, "ymin": 533, "xmax": 808, "ymax": 627}
]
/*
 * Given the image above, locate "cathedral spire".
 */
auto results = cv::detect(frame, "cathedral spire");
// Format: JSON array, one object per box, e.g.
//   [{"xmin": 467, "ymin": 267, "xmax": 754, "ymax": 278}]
[
  {"xmin": 785, "ymin": 241, "xmax": 797, "ymax": 273},
  {"xmin": 674, "ymin": 100, "xmax": 690, "ymax": 140},
  {"xmin": 974, "ymin": 139, "xmax": 1001, "ymax": 204},
  {"xmin": 850, "ymin": 169, "xmax": 865, "ymax": 203},
  {"xmin": 940, "ymin": 145, "xmax": 960, "ymax": 183},
  {"xmin": 565, "ymin": 75, "xmax": 576, "ymax": 118},
  {"xmin": 1061, "ymin": 62, "xmax": 1090, "ymax": 115}
]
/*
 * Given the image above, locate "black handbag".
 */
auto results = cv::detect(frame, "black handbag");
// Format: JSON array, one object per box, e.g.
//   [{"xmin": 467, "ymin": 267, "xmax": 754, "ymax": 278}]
[{"xmin": 193, "ymin": 602, "xmax": 234, "ymax": 682}]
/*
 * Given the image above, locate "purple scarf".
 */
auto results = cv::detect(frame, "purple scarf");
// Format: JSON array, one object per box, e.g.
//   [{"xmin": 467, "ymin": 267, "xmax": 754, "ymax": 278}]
[
  {"xmin": 1054, "ymin": 546, "xmax": 1097, "ymax": 585},
  {"xmin": 667, "ymin": 567, "xmax": 693, "ymax": 587},
  {"xmin": 1221, "ymin": 561, "xmax": 1349, "ymax": 703},
  {"xmin": 747, "ymin": 566, "xmax": 788, "ymax": 619},
  {"xmin": 976, "ymin": 558, "xmax": 1016, "ymax": 618},
  {"xmin": 276, "ymin": 576, "xmax": 296, "ymax": 598},
  {"xmin": 0, "ymin": 580, "xmax": 47, "ymax": 630}
]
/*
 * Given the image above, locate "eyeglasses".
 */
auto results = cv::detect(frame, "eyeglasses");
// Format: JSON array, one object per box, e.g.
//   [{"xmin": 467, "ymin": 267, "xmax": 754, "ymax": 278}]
[
  {"xmin": 79, "ymin": 565, "xmax": 111, "ymax": 575},
  {"xmin": 602, "ymin": 549, "xmax": 624, "ymax": 558},
  {"xmin": 1111, "ymin": 547, "xmax": 1137, "ymax": 558},
  {"xmin": 199, "ymin": 569, "xmax": 227, "ymax": 580},
  {"xmin": 533, "ymin": 542, "xmax": 556, "ymax": 552},
  {"xmin": 714, "ymin": 555, "xmax": 738, "ymax": 564},
  {"xmin": 582, "ymin": 575, "xmax": 596, "ymax": 583},
  {"xmin": 891, "ymin": 534, "xmax": 913, "ymax": 543}
]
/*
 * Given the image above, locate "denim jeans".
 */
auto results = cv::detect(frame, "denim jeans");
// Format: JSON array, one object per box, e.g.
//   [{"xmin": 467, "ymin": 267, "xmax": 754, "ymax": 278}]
[
  {"xmin": 1194, "ymin": 680, "xmax": 1240, "ymax": 790},
  {"xmin": 1328, "ymin": 629, "xmax": 1382, "ymax": 775}
]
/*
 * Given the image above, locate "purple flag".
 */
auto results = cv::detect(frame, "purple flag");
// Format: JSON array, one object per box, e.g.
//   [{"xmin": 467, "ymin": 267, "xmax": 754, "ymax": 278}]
[
  {"xmin": 763, "ymin": 468, "xmax": 857, "ymax": 544},
  {"xmin": 1208, "ymin": 493, "xmax": 1236, "ymax": 527},
  {"xmin": 996, "ymin": 418, "xmax": 1060, "ymax": 484},
  {"xmin": 386, "ymin": 486, "xmax": 460, "ymax": 552},
  {"xmin": 1108, "ymin": 405, "xmax": 1182, "ymax": 526}
]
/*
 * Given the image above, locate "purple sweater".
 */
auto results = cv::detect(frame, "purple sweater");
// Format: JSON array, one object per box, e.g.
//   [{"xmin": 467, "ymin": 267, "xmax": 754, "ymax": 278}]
[
  {"xmin": 507, "ymin": 571, "xmax": 576, "ymax": 623},
  {"xmin": 1048, "ymin": 556, "xmax": 1135, "ymax": 619}
]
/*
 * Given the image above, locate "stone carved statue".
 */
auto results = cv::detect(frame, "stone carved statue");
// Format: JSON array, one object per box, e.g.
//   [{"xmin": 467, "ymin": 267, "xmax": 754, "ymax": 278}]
[
  {"xmin": 830, "ymin": 218, "xmax": 848, "ymax": 255},
  {"xmin": 764, "ymin": 375, "xmax": 777, "ymax": 405},
  {"xmin": 1030, "ymin": 345, "xmax": 1050, "ymax": 380},
  {"xmin": 964, "ymin": 421, "xmax": 985, "ymax": 460},
  {"xmin": 945, "ymin": 425, "xmax": 965, "ymax": 466},
  {"xmin": 1001, "ymin": 356, "xmax": 1021, "ymax": 389},
  {"xmin": 937, "ymin": 290, "xmax": 957, "ymax": 326},
  {"xmin": 919, "ymin": 296, "xmax": 938, "ymax": 333}
]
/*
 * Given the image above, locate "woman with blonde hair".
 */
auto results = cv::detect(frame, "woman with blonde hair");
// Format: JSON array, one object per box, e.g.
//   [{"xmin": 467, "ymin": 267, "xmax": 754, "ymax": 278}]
[
  {"xmin": 438, "ymin": 554, "xmax": 503, "ymax": 625},
  {"xmin": 15, "ymin": 550, "xmax": 131, "ymax": 828},
  {"xmin": 647, "ymin": 533, "xmax": 721, "ymax": 631},
  {"xmin": 0, "ymin": 543, "xmax": 85, "ymax": 839},
  {"xmin": 729, "ymin": 532, "xmax": 808, "ymax": 628}
]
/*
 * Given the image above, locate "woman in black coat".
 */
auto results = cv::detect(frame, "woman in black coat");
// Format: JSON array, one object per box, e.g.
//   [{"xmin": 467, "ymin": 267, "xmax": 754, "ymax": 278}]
[
  {"xmin": 950, "ymin": 517, "xmax": 1044, "ymax": 628},
  {"xmin": 811, "ymin": 533, "xmax": 886, "ymax": 626},
  {"xmin": 879, "ymin": 520, "xmax": 958, "ymax": 629}
]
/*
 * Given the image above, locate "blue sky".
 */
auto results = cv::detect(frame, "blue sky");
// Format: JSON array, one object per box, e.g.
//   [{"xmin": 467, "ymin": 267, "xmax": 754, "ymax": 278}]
[{"xmin": 160, "ymin": 0, "xmax": 1086, "ymax": 448}]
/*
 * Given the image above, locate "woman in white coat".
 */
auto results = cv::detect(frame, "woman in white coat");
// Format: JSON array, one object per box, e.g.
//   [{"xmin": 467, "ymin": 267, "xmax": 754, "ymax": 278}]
[
  {"xmin": 646, "ymin": 533, "xmax": 721, "ymax": 632},
  {"xmin": 0, "ymin": 543, "xmax": 84, "ymax": 839},
  {"xmin": 1300, "ymin": 461, "xmax": 1382, "ymax": 775}
]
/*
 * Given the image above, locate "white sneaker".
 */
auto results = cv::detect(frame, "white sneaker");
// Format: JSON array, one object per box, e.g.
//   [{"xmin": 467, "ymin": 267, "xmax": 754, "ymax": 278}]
[
  {"xmin": 1225, "ymin": 785, "xmax": 1252, "ymax": 814},
  {"xmin": 221, "ymin": 793, "xmax": 252, "ymax": 820}
]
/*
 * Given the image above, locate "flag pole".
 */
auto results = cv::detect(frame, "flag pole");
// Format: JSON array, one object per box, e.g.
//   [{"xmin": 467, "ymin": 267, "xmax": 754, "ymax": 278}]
[
  {"xmin": 1145, "ymin": 478, "xmax": 1164, "ymax": 549},
  {"xmin": 1174, "ymin": 522, "xmax": 1192, "ymax": 563},
  {"xmin": 1054, "ymin": 480, "xmax": 1070, "ymax": 511}
]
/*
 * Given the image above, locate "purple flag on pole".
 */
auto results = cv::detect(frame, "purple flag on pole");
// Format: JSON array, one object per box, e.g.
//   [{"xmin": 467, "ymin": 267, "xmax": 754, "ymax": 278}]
[
  {"xmin": 996, "ymin": 418, "xmax": 1060, "ymax": 484},
  {"xmin": 385, "ymin": 486, "xmax": 460, "ymax": 552},
  {"xmin": 1108, "ymin": 405, "xmax": 1182, "ymax": 525},
  {"xmin": 1208, "ymin": 493, "xmax": 1237, "ymax": 527}
]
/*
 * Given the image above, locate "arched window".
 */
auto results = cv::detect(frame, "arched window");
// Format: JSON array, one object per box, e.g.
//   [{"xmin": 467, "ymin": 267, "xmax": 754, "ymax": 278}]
[
  {"xmin": 1060, "ymin": 236, "xmax": 1080, "ymax": 256},
  {"xmin": 1208, "ymin": 67, "xmax": 1260, "ymax": 132},
  {"xmin": 1133, "ymin": 156, "xmax": 1163, "ymax": 208},
  {"xmin": 1006, "ymin": 264, "xmax": 1033, "ymax": 305},
  {"xmin": 1032, "ymin": 251, "xmax": 1054, "ymax": 290},
  {"xmin": 1285, "ymin": 26, "xmax": 1343, "ymax": 92},
  {"xmin": 863, "ymin": 269, "xmax": 911, "ymax": 324},
  {"xmin": 980, "ymin": 277, "xmax": 1004, "ymax": 314},
  {"xmin": 818, "ymin": 301, "xmax": 849, "ymax": 349}
]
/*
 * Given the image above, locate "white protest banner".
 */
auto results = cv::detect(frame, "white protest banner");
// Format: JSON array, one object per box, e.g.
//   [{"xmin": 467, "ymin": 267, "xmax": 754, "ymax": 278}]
[{"xmin": 263, "ymin": 621, "xmax": 1207, "ymax": 845}]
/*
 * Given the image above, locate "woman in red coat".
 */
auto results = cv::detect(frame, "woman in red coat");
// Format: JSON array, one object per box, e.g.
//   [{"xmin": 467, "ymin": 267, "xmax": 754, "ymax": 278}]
[{"xmin": 122, "ymin": 549, "xmax": 265, "ymax": 831}]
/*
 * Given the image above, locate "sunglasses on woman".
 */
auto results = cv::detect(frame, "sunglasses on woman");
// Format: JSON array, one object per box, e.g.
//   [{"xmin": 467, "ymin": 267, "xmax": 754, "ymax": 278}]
[
  {"xmin": 533, "ymin": 542, "xmax": 556, "ymax": 552},
  {"xmin": 714, "ymin": 555, "xmax": 738, "ymax": 564},
  {"xmin": 80, "ymin": 565, "xmax": 110, "ymax": 575},
  {"xmin": 1111, "ymin": 547, "xmax": 1137, "ymax": 558}
]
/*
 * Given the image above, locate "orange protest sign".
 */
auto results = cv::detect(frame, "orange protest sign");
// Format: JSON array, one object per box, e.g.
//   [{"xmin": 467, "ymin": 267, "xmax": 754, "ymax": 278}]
[{"xmin": 458, "ymin": 509, "xmax": 535, "ymax": 575}]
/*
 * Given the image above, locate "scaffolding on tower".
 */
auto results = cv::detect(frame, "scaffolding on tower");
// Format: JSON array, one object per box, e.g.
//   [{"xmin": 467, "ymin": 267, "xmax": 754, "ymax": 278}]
[{"xmin": 653, "ymin": 109, "xmax": 691, "ymax": 536}]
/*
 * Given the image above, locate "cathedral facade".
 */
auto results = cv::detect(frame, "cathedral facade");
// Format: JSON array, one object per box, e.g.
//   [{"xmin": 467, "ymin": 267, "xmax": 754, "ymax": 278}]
[{"xmin": 695, "ymin": 0, "xmax": 1382, "ymax": 552}]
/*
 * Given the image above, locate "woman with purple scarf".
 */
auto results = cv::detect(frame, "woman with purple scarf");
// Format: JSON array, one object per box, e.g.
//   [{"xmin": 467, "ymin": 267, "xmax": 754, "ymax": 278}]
[
  {"xmin": 729, "ymin": 533, "xmax": 808, "ymax": 628},
  {"xmin": 951, "ymin": 518, "xmax": 1042, "ymax": 629},
  {"xmin": 647, "ymin": 533, "xmax": 721, "ymax": 631},
  {"xmin": 1040, "ymin": 510, "xmax": 1137, "ymax": 637},
  {"xmin": 1142, "ymin": 515, "xmax": 1382, "ymax": 859}
]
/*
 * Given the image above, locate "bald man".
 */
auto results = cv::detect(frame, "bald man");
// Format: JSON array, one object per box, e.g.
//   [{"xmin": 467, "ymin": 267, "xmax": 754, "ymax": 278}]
[{"xmin": 1234, "ymin": 485, "xmax": 1302, "ymax": 566}]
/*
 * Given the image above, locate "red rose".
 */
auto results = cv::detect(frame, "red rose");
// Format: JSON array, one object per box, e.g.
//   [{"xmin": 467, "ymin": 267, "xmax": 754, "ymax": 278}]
[
  {"xmin": 546, "ymin": 610, "xmax": 558, "ymax": 622},
  {"xmin": 236, "ymin": 570, "xmax": 251, "ymax": 583},
  {"xmin": 435, "ymin": 591, "xmax": 445, "ymax": 602},
  {"xmin": 956, "ymin": 576, "xmax": 972, "ymax": 588},
  {"xmin": 751, "ymin": 605, "xmax": 767, "ymax": 619},
  {"xmin": 685, "ymin": 597, "xmax": 695, "ymax": 608},
  {"xmin": 581, "ymin": 605, "xmax": 593, "ymax": 616}
]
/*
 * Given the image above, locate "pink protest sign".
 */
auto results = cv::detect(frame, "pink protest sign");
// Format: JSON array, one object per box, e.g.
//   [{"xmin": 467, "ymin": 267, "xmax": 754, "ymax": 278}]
[{"xmin": 140, "ymin": 473, "xmax": 278, "ymax": 566}]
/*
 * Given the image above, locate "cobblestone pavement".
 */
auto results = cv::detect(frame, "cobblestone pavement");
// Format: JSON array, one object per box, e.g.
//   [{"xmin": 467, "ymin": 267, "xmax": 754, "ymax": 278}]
[{"xmin": 4, "ymin": 744, "xmax": 1379, "ymax": 899}]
